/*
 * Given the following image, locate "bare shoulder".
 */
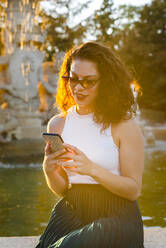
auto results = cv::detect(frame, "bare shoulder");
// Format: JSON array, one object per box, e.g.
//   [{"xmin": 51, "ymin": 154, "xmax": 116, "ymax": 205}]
[
  {"xmin": 118, "ymin": 117, "xmax": 142, "ymax": 133},
  {"xmin": 117, "ymin": 117, "xmax": 144, "ymax": 145},
  {"xmin": 111, "ymin": 118, "xmax": 143, "ymax": 149},
  {"xmin": 47, "ymin": 113, "xmax": 66, "ymax": 135}
]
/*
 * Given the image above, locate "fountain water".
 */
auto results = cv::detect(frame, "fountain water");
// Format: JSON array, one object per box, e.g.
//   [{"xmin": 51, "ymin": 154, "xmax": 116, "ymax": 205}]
[
  {"xmin": 0, "ymin": 0, "xmax": 54, "ymax": 142},
  {"xmin": 131, "ymin": 82, "xmax": 166, "ymax": 159},
  {"xmin": 131, "ymin": 83, "xmax": 156, "ymax": 148}
]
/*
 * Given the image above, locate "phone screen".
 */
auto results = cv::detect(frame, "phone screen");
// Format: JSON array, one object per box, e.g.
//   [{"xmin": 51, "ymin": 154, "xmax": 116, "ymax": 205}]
[{"xmin": 42, "ymin": 133, "xmax": 64, "ymax": 152}]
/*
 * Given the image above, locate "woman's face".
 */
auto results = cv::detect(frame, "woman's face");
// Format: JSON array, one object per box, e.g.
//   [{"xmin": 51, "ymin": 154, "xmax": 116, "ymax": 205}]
[{"xmin": 69, "ymin": 59, "xmax": 99, "ymax": 114}]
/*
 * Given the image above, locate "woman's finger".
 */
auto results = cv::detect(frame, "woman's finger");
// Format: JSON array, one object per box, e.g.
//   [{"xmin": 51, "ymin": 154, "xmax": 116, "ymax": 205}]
[
  {"xmin": 66, "ymin": 167, "xmax": 80, "ymax": 173},
  {"xmin": 63, "ymin": 143, "xmax": 84, "ymax": 155},
  {"xmin": 48, "ymin": 159, "xmax": 66, "ymax": 166},
  {"xmin": 57, "ymin": 160, "xmax": 80, "ymax": 167},
  {"xmin": 53, "ymin": 148, "xmax": 67, "ymax": 157},
  {"xmin": 47, "ymin": 148, "xmax": 66, "ymax": 159},
  {"xmin": 59, "ymin": 153, "xmax": 82, "ymax": 161}
]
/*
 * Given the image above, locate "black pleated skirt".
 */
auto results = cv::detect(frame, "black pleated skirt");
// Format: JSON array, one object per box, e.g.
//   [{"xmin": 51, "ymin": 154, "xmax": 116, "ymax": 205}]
[{"xmin": 35, "ymin": 184, "xmax": 144, "ymax": 248}]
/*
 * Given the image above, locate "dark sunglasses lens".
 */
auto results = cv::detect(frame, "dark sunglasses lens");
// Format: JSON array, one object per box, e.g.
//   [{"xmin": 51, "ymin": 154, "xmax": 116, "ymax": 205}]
[
  {"xmin": 68, "ymin": 77, "xmax": 98, "ymax": 89},
  {"xmin": 82, "ymin": 81, "xmax": 89, "ymax": 88},
  {"xmin": 70, "ymin": 78, "xmax": 77, "ymax": 84},
  {"xmin": 83, "ymin": 80, "xmax": 97, "ymax": 88}
]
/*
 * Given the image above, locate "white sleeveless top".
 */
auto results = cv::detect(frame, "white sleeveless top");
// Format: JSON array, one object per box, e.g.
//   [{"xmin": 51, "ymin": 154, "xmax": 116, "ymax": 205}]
[{"xmin": 61, "ymin": 106, "xmax": 120, "ymax": 184}]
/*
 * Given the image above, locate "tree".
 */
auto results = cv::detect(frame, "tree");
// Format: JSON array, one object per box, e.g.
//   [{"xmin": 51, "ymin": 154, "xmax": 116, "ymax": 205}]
[
  {"xmin": 94, "ymin": 0, "xmax": 114, "ymax": 42},
  {"xmin": 39, "ymin": 0, "xmax": 91, "ymax": 60},
  {"xmin": 88, "ymin": 0, "xmax": 116, "ymax": 45},
  {"xmin": 117, "ymin": 0, "xmax": 166, "ymax": 111}
]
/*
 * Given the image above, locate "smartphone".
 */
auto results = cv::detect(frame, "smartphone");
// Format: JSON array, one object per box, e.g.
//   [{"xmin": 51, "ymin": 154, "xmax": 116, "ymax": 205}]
[{"xmin": 42, "ymin": 133, "xmax": 64, "ymax": 152}]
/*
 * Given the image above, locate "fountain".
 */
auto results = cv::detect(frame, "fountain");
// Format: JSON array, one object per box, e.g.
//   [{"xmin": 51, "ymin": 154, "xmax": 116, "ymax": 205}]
[
  {"xmin": 0, "ymin": 0, "xmax": 66, "ymax": 161},
  {"xmin": 0, "ymin": 0, "xmax": 45, "ymax": 140},
  {"xmin": 130, "ymin": 82, "xmax": 166, "ymax": 158},
  {"xmin": 0, "ymin": 0, "xmax": 66, "ymax": 146},
  {"xmin": 131, "ymin": 83, "xmax": 157, "ymax": 148}
]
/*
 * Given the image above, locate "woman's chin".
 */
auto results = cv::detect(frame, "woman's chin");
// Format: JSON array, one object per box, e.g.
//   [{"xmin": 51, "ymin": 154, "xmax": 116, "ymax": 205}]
[
  {"xmin": 75, "ymin": 100, "xmax": 89, "ymax": 110},
  {"xmin": 74, "ymin": 97, "xmax": 88, "ymax": 106}
]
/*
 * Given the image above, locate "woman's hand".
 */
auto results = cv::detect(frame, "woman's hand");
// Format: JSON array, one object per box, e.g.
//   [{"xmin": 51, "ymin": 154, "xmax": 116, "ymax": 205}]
[
  {"xmin": 42, "ymin": 143, "xmax": 70, "ymax": 196},
  {"xmin": 56, "ymin": 143, "xmax": 97, "ymax": 176},
  {"xmin": 43, "ymin": 143, "xmax": 67, "ymax": 174}
]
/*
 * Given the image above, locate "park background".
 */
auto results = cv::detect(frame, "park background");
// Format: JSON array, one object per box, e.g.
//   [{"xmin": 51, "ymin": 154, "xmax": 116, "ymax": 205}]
[{"xmin": 0, "ymin": 0, "xmax": 166, "ymax": 237}]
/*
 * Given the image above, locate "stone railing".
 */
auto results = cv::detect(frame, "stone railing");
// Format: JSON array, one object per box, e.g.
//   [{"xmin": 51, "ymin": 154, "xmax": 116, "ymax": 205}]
[{"xmin": 0, "ymin": 227, "xmax": 166, "ymax": 248}]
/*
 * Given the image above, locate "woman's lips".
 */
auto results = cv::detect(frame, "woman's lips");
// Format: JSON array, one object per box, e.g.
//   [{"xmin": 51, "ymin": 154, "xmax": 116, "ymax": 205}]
[{"xmin": 75, "ymin": 93, "xmax": 88, "ymax": 101}]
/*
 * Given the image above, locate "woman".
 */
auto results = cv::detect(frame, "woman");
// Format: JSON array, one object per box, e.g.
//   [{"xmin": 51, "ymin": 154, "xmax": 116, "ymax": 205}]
[{"xmin": 36, "ymin": 41, "xmax": 144, "ymax": 248}]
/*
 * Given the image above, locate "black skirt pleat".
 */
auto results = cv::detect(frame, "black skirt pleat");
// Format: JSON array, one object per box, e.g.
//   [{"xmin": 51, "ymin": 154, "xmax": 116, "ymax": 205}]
[{"xmin": 35, "ymin": 184, "xmax": 144, "ymax": 248}]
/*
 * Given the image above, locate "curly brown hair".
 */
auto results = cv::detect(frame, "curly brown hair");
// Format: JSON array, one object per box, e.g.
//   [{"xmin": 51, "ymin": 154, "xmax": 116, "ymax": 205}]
[{"xmin": 56, "ymin": 41, "xmax": 141, "ymax": 131}]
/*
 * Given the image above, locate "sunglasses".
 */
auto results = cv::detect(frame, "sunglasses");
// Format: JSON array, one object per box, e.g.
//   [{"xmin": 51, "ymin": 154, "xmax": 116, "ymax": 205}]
[{"xmin": 62, "ymin": 76, "xmax": 100, "ymax": 89}]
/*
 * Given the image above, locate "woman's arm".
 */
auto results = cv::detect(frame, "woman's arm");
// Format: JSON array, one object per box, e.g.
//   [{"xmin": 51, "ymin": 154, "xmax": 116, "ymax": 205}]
[
  {"xmin": 90, "ymin": 118, "xmax": 144, "ymax": 201},
  {"xmin": 42, "ymin": 115, "xmax": 69, "ymax": 196}
]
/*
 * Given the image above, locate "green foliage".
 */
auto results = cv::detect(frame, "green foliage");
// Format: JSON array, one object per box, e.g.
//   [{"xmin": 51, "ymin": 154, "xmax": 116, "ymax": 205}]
[
  {"xmin": 39, "ymin": 0, "xmax": 90, "ymax": 60},
  {"xmin": 117, "ymin": 0, "xmax": 166, "ymax": 111},
  {"xmin": 87, "ymin": 0, "xmax": 165, "ymax": 112},
  {"xmin": 89, "ymin": 0, "xmax": 116, "ymax": 45}
]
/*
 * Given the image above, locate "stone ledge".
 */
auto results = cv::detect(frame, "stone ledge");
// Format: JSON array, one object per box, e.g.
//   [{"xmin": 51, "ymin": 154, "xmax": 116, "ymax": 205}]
[
  {"xmin": 0, "ymin": 228, "xmax": 166, "ymax": 248},
  {"xmin": 0, "ymin": 236, "xmax": 39, "ymax": 248}
]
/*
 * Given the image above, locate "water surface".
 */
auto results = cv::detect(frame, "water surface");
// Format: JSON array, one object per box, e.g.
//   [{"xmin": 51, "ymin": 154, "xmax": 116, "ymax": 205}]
[{"xmin": 0, "ymin": 151, "xmax": 166, "ymax": 236}]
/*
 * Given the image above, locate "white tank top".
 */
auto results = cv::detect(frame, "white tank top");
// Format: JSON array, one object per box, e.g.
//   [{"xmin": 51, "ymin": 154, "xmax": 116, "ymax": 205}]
[{"xmin": 61, "ymin": 106, "xmax": 120, "ymax": 184}]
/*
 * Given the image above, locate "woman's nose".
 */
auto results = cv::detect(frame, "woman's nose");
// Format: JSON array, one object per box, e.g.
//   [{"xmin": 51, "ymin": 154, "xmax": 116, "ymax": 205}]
[{"xmin": 74, "ymin": 82, "xmax": 84, "ymax": 91}]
